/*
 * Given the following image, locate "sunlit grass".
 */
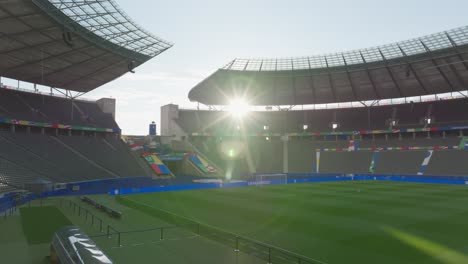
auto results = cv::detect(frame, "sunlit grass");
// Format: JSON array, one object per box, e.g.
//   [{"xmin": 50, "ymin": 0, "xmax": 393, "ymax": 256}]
[{"xmin": 383, "ymin": 226, "xmax": 468, "ymax": 264}]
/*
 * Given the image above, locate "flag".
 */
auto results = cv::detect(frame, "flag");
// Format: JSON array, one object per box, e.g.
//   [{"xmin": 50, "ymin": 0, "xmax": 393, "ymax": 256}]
[
  {"xmin": 130, "ymin": 144, "xmax": 143, "ymax": 151},
  {"xmin": 369, "ymin": 152, "xmax": 379, "ymax": 174},
  {"xmin": 417, "ymin": 150, "xmax": 434, "ymax": 175},
  {"xmin": 315, "ymin": 151, "xmax": 320, "ymax": 173},
  {"xmin": 459, "ymin": 137, "xmax": 468, "ymax": 150},
  {"xmin": 348, "ymin": 140, "xmax": 359, "ymax": 152}
]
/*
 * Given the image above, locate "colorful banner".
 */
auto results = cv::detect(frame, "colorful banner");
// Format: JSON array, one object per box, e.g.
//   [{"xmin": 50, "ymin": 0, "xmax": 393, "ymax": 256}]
[
  {"xmin": 0, "ymin": 117, "xmax": 120, "ymax": 133},
  {"xmin": 417, "ymin": 150, "xmax": 434, "ymax": 175},
  {"xmin": 192, "ymin": 126, "xmax": 468, "ymax": 137},
  {"xmin": 317, "ymin": 145, "xmax": 459, "ymax": 152}
]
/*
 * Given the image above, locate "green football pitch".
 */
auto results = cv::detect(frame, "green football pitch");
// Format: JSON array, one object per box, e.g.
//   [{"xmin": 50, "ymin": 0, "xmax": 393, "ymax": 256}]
[
  {"xmin": 2, "ymin": 181, "xmax": 468, "ymax": 264},
  {"xmin": 115, "ymin": 181, "xmax": 468, "ymax": 264}
]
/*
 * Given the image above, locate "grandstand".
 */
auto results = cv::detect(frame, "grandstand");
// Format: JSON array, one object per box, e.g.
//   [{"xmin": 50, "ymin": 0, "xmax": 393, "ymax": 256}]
[
  {"xmin": 0, "ymin": 0, "xmax": 172, "ymax": 194},
  {"xmin": 162, "ymin": 26, "xmax": 468, "ymax": 177}
]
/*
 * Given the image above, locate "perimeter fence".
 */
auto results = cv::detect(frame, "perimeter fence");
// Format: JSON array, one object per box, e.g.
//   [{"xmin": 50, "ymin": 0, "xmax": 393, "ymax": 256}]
[{"xmin": 116, "ymin": 195, "xmax": 325, "ymax": 264}]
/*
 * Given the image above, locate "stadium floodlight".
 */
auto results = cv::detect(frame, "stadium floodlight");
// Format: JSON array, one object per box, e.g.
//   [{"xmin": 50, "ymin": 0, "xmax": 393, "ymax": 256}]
[
  {"xmin": 303, "ymin": 124, "xmax": 308, "ymax": 130},
  {"xmin": 265, "ymin": 136, "xmax": 270, "ymax": 141},
  {"xmin": 263, "ymin": 125, "xmax": 269, "ymax": 131},
  {"xmin": 425, "ymin": 117, "xmax": 432, "ymax": 124},
  {"xmin": 228, "ymin": 99, "xmax": 250, "ymax": 119},
  {"xmin": 332, "ymin": 122, "xmax": 339, "ymax": 130}
]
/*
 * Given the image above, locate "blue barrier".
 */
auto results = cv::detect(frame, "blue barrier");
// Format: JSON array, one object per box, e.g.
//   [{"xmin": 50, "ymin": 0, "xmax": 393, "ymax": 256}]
[
  {"xmin": 2, "ymin": 173, "xmax": 467, "ymax": 212},
  {"xmin": 114, "ymin": 174, "xmax": 468, "ymax": 195}
]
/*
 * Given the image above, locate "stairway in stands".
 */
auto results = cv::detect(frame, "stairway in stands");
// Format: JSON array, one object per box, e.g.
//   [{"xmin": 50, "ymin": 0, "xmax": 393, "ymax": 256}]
[
  {"xmin": 187, "ymin": 154, "xmax": 217, "ymax": 175},
  {"xmin": 142, "ymin": 153, "xmax": 172, "ymax": 177}
]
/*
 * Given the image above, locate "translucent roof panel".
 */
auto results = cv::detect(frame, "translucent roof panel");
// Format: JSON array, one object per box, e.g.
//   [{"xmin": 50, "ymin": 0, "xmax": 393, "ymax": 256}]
[
  {"xmin": 223, "ymin": 25, "xmax": 468, "ymax": 71},
  {"xmin": 449, "ymin": 27, "xmax": 468, "ymax": 46},
  {"xmin": 41, "ymin": 0, "xmax": 173, "ymax": 58}
]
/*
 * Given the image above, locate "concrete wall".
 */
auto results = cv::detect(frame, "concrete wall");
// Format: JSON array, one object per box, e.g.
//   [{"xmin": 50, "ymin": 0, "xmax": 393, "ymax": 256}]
[
  {"xmin": 96, "ymin": 98, "xmax": 116, "ymax": 119},
  {"xmin": 160, "ymin": 104, "xmax": 187, "ymax": 144}
]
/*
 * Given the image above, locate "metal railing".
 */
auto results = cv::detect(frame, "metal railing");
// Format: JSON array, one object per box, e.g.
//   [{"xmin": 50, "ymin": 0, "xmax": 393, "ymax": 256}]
[
  {"xmin": 117, "ymin": 195, "xmax": 325, "ymax": 264},
  {"xmin": 59, "ymin": 199, "xmax": 121, "ymax": 244}
]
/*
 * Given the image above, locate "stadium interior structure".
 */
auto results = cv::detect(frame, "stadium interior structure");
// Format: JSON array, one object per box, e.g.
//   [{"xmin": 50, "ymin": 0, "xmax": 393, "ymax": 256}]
[
  {"xmin": 163, "ymin": 26, "xmax": 468, "ymax": 178},
  {"xmin": 0, "ymin": 0, "xmax": 174, "ymax": 195},
  {"xmin": 1, "ymin": 0, "xmax": 468, "ymax": 262}
]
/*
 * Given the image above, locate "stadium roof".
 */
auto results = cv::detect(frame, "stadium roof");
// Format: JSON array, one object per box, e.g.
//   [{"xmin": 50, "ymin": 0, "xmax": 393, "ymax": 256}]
[
  {"xmin": 0, "ymin": 0, "xmax": 172, "ymax": 93},
  {"xmin": 189, "ymin": 26, "xmax": 468, "ymax": 106}
]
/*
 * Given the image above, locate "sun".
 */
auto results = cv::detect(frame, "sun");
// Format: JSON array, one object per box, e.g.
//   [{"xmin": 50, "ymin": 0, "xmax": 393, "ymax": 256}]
[{"xmin": 227, "ymin": 99, "xmax": 250, "ymax": 118}]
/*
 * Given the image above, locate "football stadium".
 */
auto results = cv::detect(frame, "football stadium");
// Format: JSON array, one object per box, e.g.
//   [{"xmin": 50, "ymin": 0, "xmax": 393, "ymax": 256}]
[{"xmin": 1, "ymin": 0, "xmax": 468, "ymax": 263}]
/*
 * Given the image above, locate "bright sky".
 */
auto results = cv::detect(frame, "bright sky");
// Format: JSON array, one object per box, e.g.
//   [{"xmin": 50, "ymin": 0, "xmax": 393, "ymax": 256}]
[{"xmin": 5, "ymin": 0, "xmax": 468, "ymax": 135}]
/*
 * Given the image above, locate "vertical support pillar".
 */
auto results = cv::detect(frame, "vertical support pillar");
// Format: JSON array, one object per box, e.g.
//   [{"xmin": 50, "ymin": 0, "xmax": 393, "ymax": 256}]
[
  {"xmin": 281, "ymin": 135, "xmax": 289, "ymax": 174},
  {"xmin": 10, "ymin": 125, "xmax": 15, "ymax": 133},
  {"xmin": 244, "ymin": 138, "xmax": 256, "ymax": 175},
  {"xmin": 70, "ymin": 98, "xmax": 74, "ymax": 121}
]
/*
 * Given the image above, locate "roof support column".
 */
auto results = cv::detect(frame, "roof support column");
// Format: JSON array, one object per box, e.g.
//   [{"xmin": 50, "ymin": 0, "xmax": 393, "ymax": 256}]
[
  {"xmin": 324, "ymin": 57, "xmax": 337, "ymax": 101},
  {"xmin": 446, "ymin": 33, "xmax": 468, "ymax": 72},
  {"xmin": 307, "ymin": 57, "xmax": 316, "ymax": 104},
  {"xmin": 359, "ymin": 52, "xmax": 380, "ymax": 99},
  {"xmin": 342, "ymin": 54, "xmax": 358, "ymax": 100},
  {"xmin": 397, "ymin": 44, "xmax": 428, "ymax": 93},
  {"xmin": 420, "ymin": 40, "xmax": 455, "ymax": 91},
  {"xmin": 378, "ymin": 48, "xmax": 404, "ymax": 97}
]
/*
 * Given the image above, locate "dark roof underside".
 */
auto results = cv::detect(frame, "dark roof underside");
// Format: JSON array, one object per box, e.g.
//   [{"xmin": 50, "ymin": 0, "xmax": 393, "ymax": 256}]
[
  {"xmin": 189, "ymin": 26, "xmax": 468, "ymax": 105},
  {"xmin": 0, "ymin": 0, "xmax": 172, "ymax": 93}
]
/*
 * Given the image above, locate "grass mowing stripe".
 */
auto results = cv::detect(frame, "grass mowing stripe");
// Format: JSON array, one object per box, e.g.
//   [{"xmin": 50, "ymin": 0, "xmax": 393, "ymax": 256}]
[
  {"xmin": 117, "ymin": 195, "xmax": 327, "ymax": 264},
  {"xmin": 122, "ymin": 181, "xmax": 468, "ymax": 264}
]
